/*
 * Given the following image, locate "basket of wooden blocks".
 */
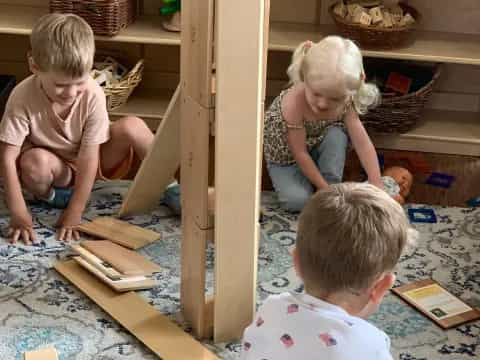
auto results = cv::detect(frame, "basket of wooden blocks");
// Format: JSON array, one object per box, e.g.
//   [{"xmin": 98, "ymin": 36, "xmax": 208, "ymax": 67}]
[
  {"xmin": 91, "ymin": 55, "xmax": 144, "ymax": 111},
  {"xmin": 329, "ymin": 0, "xmax": 421, "ymax": 49}
]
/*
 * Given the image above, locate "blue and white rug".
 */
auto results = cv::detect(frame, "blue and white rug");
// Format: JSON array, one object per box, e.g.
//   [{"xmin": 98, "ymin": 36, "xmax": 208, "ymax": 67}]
[{"xmin": 0, "ymin": 181, "xmax": 479, "ymax": 359}]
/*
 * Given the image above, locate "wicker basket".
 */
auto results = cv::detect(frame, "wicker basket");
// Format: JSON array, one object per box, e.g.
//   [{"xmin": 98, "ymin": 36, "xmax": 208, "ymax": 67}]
[
  {"xmin": 361, "ymin": 62, "xmax": 441, "ymax": 134},
  {"xmin": 329, "ymin": 2, "xmax": 421, "ymax": 49},
  {"xmin": 50, "ymin": 0, "xmax": 137, "ymax": 36},
  {"xmin": 95, "ymin": 56, "xmax": 144, "ymax": 111}
]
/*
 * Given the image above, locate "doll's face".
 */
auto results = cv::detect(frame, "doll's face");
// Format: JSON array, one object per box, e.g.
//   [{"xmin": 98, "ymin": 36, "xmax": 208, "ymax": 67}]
[{"xmin": 384, "ymin": 167, "xmax": 413, "ymax": 197}]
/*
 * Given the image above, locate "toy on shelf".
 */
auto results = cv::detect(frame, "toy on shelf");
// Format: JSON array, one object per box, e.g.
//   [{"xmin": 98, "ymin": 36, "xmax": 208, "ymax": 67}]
[
  {"xmin": 382, "ymin": 166, "xmax": 413, "ymax": 205},
  {"xmin": 161, "ymin": 0, "xmax": 181, "ymax": 32}
]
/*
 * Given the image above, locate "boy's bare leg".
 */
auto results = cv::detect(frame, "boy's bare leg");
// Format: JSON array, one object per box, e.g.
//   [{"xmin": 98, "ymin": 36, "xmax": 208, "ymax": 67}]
[
  {"xmin": 19, "ymin": 148, "xmax": 73, "ymax": 198},
  {"xmin": 100, "ymin": 116, "xmax": 154, "ymax": 174}
]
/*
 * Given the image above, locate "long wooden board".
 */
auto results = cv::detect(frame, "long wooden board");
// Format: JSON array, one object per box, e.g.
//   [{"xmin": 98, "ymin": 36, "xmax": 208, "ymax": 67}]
[
  {"xmin": 54, "ymin": 260, "xmax": 219, "ymax": 360},
  {"xmin": 119, "ymin": 85, "xmax": 181, "ymax": 217}
]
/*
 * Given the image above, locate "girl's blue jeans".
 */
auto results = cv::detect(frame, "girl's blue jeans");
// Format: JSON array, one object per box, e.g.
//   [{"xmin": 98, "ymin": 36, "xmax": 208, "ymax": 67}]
[{"xmin": 267, "ymin": 126, "xmax": 348, "ymax": 212}]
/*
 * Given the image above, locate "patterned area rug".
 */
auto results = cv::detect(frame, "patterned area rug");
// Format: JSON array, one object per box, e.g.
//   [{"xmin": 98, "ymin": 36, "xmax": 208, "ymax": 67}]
[{"xmin": 0, "ymin": 181, "xmax": 479, "ymax": 359}]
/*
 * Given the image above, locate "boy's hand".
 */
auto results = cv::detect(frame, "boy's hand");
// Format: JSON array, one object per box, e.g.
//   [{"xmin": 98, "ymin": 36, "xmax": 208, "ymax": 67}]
[
  {"xmin": 8, "ymin": 212, "xmax": 36, "ymax": 245},
  {"xmin": 56, "ymin": 209, "xmax": 81, "ymax": 242}
]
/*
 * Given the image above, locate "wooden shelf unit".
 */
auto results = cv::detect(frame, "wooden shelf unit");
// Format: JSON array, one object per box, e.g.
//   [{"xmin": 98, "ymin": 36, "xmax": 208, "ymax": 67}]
[
  {"xmin": 0, "ymin": 2, "xmax": 480, "ymax": 155},
  {"xmin": 2, "ymin": 4, "xmax": 480, "ymax": 65}
]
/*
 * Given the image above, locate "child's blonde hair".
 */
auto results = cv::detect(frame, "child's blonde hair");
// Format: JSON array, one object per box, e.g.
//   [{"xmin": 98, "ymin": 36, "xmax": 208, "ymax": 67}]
[
  {"xmin": 30, "ymin": 13, "xmax": 95, "ymax": 77},
  {"xmin": 297, "ymin": 183, "xmax": 414, "ymax": 295},
  {"xmin": 287, "ymin": 36, "xmax": 380, "ymax": 114}
]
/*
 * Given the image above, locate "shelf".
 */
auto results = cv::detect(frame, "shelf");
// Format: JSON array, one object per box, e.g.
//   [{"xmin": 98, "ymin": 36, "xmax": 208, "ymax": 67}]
[
  {"xmin": 372, "ymin": 110, "xmax": 480, "ymax": 156},
  {"xmin": 0, "ymin": 4, "xmax": 180, "ymax": 45},
  {"xmin": 269, "ymin": 22, "xmax": 480, "ymax": 65},
  {"xmin": 2, "ymin": 5, "xmax": 480, "ymax": 65},
  {"xmin": 109, "ymin": 88, "xmax": 173, "ymax": 131}
]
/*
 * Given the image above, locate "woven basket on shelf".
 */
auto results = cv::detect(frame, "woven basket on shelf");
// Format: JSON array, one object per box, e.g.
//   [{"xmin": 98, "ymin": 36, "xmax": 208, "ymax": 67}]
[
  {"xmin": 361, "ymin": 63, "xmax": 442, "ymax": 134},
  {"xmin": 97, "ymin": 57, "xmax": 144, "ymax": 111},
  {"xmin": 329, "ymin": 2, "xmax": 421, "ymax": 49},
  {"xmin": 50, "ymin": 0, "xmax": 137, "ymax": 36}
]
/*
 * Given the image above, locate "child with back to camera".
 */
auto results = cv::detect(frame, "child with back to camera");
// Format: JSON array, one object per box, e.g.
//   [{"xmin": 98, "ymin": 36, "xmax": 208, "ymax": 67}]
[
  {"xmin": 264, "ymin": 36, "xmax": 383, "ymax": 211},
  {"xmin": 241, "ymin": 182, "xmax": 415, "ymax": 359},
  {"xmin": 0, "ymin": 13, "xmax": 154, "ymax": 245}
]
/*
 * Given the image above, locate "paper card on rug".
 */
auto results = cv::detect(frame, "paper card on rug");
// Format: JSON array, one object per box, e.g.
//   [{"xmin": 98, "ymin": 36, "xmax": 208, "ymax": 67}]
[{"xmin": 392, "ymin": 279, "xmax": 480, "ymax": 329}]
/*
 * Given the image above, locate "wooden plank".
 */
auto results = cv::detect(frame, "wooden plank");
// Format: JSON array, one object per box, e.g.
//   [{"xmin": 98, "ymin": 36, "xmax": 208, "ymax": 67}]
[
  {"xmin": 74, "ymin": 256, "xmax": 158, "ymax": 292},
  {"xmin": 119, "ymin": 85, "xmax": 181, "ymax": 217},
  {"xmin": 180, "ymin": 95, "xmax": 212, "ymax": 229},
  {"xmin": 76, "ymin": 217, "xmax": 160, "ymax": 249},
  {"xmin": 180, "ymin": 215, "xmax": 208, "ymax": 338},
  {"xmin": 180, "ymin": 0, "xmax": 215, "ymax": 107},
  {"xmin": 54, "ymin": 260, "xmax": 219, "ymax": 360},
  {"xmin": 24, "ymin": 347, "xmax": 57, "ymax": 360},
  {"xmin": 213, "ymin": 0, "xmax": 268, "ymax": 342},
  {"xmin": 81, "ymin": 240, "xmax": 161, "ymax": 275}
]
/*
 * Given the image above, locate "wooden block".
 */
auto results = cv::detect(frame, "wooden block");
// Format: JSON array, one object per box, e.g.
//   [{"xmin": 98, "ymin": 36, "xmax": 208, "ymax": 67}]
[
  {"xmin": 119, "ymin": 85, "xmax": 181, "ymax": 217},
  {"xmin": 24, "ymin": 348, "xmax": 57, "ymax": 360},
  {"xmin": 181, "ymin": 215, "xmax": 208, "ymax": 338},
  {"xmin": 71, "ymin": 244, "xmax": 123, "ymax": 279},
  {"xmin": 76, "ymin": 217, "xmax": 160, "ymax": 250},
  {"xmin": 382, "ymin": 11, "xmax": 394, "ymax": 27},
  {"xmin": 399, "ymin": 13, "xmax": 415, "ymax": 27},
  {"xmin": 369, "ymin": 6, "xmax": 383, "ymax": 24},
  {"xmin": 54, "ymin": 260, "xmax": 219, "ymax": 359},
  {"xmin": 74, "ymin": 256, "xmax": 158, "ymax": 292},
  {"xmin": 358, "ymin": 11, "xmax": 372, "ymax": 25},
  {"xmin": 81, "ymin": 240, "xmax": 161, "ymax": 276},
  {"xmin": 347, "ymin": 3, "xmax": 362, "ymax": 17},
  {"xmin": 333, "ymin": 1, "xmax": 347, "ymax": 18}
]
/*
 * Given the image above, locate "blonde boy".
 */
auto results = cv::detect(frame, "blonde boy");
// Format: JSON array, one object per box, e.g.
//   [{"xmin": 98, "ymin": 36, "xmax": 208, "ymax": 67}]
[
  {"xmin": 241, "ymin": 183, "xmax": 413, "ymax": 359},
  {"xmin": 0, "ymin": 14, "xmax": 153, "ymax": 244}
]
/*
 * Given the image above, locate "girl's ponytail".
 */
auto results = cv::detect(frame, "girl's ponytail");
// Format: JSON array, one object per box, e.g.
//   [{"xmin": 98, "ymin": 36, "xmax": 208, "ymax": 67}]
[
  {"xmin": 287, "ymin": 40, "xmax": 312, "ymax": 85},
  {"xmin": 352, "ymin": 79, "xmax": 381, "ymax": 115}
]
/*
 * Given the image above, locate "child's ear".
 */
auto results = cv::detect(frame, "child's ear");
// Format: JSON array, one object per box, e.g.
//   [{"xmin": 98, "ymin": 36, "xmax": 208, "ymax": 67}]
[
  {"xmin": 370, "ymin": 273, "xmax": 395, "ymax": 305},
  {"xmin": 291, "ymin": 246, "xmax": 302, "ymax": 277},
  {"xmin": 28, "ymin": 55, "xmax": 39, "ymax": 74}
]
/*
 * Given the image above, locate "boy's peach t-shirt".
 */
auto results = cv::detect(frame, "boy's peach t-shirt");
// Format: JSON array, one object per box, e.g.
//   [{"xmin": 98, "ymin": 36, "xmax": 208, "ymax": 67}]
[{"xmin": 0, "ymin": 75, "xmax": 110, "ymax": 162}]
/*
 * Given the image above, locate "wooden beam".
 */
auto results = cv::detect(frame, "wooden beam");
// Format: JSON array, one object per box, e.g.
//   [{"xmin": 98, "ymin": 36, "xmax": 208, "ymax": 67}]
[
  {"xmin": 119, "ymin": 85, "xmax": 181, "ymax": 217},
  {"xmin": 213, "ymin": 0, "xmax": 269, "ymax": 342},
  {"xmin": 180, "ymin": 0, "xmax": 215, "ymax": 107},
  {"xmin": 180, "ymin": 94, "xmax": 213, "ymax": 229},
  {"xmin": 55, "ymin": 260, "xmax": 218, "ymax": 360},
  {"xmin": 180, "ymin": 215, "xmax": 209, "ymax": 338}
]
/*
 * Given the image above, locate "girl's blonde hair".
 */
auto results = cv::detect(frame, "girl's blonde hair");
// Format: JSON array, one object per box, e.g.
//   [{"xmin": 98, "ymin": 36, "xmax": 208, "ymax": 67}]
[
  {"xmin": 287, "ymin": 36, "xmax": 380, "ymax": 114},
  {"xmin": 30, "ymin": 13, "xmax": 95, "ymax": 77}
]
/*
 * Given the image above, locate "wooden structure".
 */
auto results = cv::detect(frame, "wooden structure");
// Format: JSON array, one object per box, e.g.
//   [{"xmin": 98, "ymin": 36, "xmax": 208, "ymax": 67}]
[{"xmin": 1, "ymin": 0, "xmax": 480, "ymax": 347}]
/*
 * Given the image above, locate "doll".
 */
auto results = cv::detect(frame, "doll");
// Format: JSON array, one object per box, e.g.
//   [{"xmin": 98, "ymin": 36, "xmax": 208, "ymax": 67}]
[{"xmin": 382, "ymin": 166, "xmax": 413, "ymax": 205}]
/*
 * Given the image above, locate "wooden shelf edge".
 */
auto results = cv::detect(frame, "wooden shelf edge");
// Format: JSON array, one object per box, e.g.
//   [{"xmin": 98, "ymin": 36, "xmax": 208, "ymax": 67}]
[{"xmin": 372, "ymin": 110, "xmax": 480, "ymax": 156}]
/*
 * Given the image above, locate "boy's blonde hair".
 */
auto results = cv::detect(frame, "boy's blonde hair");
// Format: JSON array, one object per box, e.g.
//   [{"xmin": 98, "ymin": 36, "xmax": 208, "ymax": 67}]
[
  {"xmin": 287, "ymin": 36, "xmax": 380, "ymax": 114},
  {"xmin": 297, "ymin": 183, "xmax": 413, "ymax": 294},
  {"xmin": 30, "ymin": 13, "xmax": 95, "ymax": 77}
]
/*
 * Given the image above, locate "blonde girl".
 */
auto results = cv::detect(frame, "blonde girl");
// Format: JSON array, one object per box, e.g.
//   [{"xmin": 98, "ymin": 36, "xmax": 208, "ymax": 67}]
[{"xmin": 264, "ymin": 36, "xmax": 383, "ymax": 211}]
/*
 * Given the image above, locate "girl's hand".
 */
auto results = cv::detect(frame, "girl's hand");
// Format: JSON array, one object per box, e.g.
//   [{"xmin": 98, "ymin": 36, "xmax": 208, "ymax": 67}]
[
  {"xmin": 56, "ymin": 209, "xmax": 81, "ymax": 242},
  {"xmin": 8, "ymin": 211, "xmax": 36, "ymax": 245},
  {"xmin": 369, "ymin": 177, "xmax": 384, "ymax": 190}
]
